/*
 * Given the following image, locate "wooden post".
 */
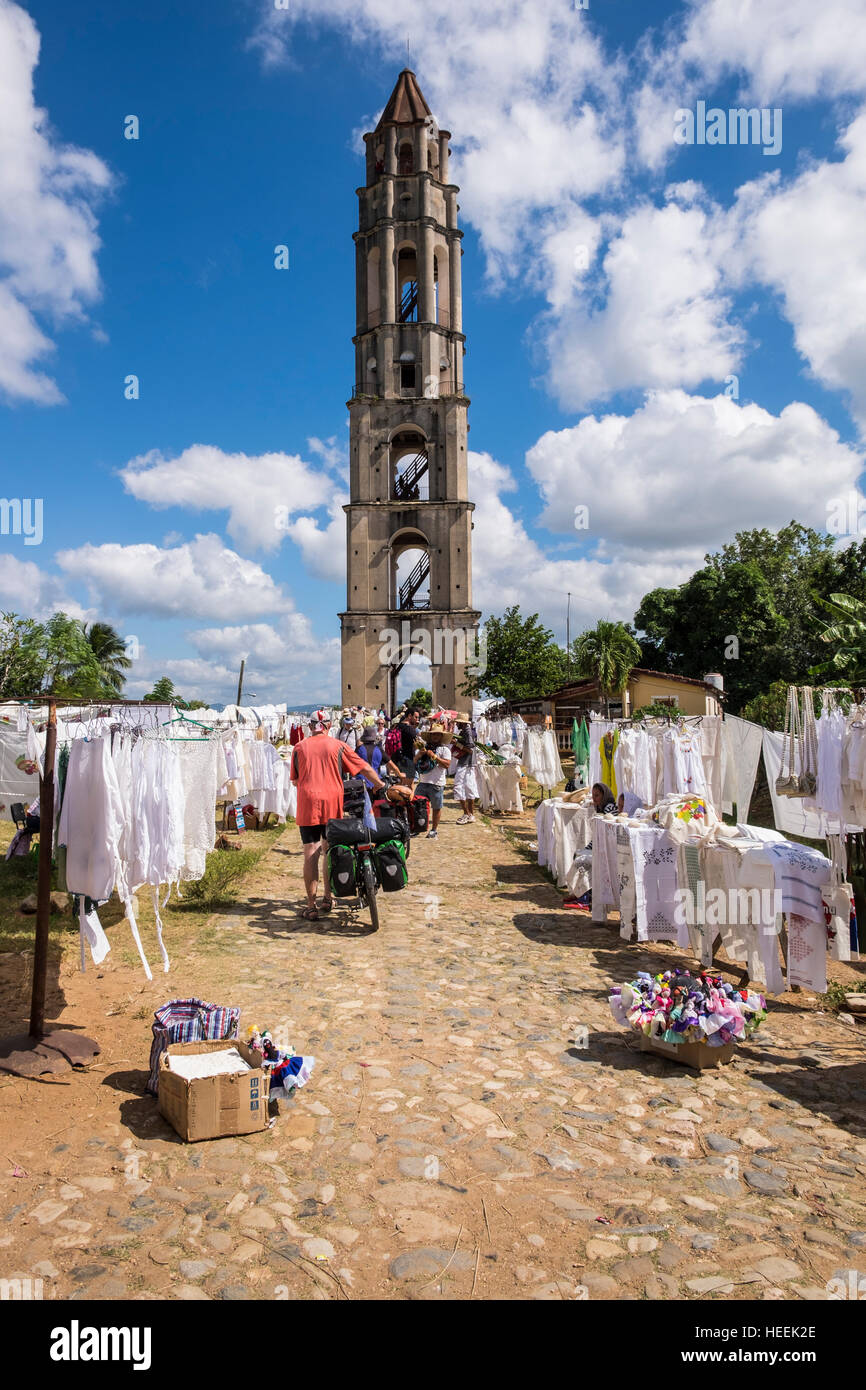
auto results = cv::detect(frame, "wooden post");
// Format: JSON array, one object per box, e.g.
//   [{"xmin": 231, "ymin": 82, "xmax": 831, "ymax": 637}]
[
  {"xmin": 236, "ymin": 659, "xmax": 245, "ymax": 707},
  {"xmin": 29, "ymin": 699, "xmax": 57, "ymax": 1039}
]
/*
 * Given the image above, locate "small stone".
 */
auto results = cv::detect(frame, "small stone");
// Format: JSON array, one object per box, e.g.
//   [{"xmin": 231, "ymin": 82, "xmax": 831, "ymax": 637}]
[
  {"xmin": 32, "ymin": 1261, "xmax": 59, "ymax": 1279},
  {"xmin": 302, "ymin": 1237, "xmax": 335, "ymax": 1261},
  {"xmin": 686, "ymin": 1275, "xmax": 735, "ymax": 1294},
  {"xmin": 348, "ymin": 1143, "xmax": 374, "ymax": 1163},
  {"xmin": 613, "ymin": 1256, "xmax": 654, "ymax": 1280},
  {"xmin": 390, "ymin": 1247, "xmax": 474, "ymax": 1280},
  {"xmin": 744, "ymin": 1171, "xmax": 786, "ymax": 1196},
  {"xmin": 657, "ymin": 1243, "xmax": 688, "ymax": 1270},
  {"xmin": 692, "ymin": 1234, "xmax": 717, "ymax": 1251},
  {"xmin": 578, "ymin": 1273, "xmax": 619, "ymax": 1297},
  {"xmin": 29, "ymin": 1200, "xmax": 68, "ymax": 1226},
  {"xmin": 585, "ymin": 1238, "xmax": 620, "ymax": 1260},
  {"xmin": 740, "ymin": 1128, "xmax": 773, "ymax": 1150},
  {"xmin": 175, "ymin": 1285, "xmax": 211, "ymax": 1300},
  {"xmin": 325, "ymin": 1225, "xmax": 359, "ymax": 1248},
  {"xmin": 705, "ymin": 1134, "xmax": 740, "ymax": 1154},
  {"xmin": 753, "ymin": 1256, "xmax": 803, "ymax": 1282},
  {"xmin": 178, "ymin": 1259, "xmax": 215, "ymax": 1280},
  {"xmin": 627, "ymin": 1236, "xmax": 658, "ymax": 1254}
]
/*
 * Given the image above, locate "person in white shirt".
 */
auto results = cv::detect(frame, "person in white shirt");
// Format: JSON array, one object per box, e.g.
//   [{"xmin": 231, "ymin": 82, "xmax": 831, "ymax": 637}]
[
  {"xmin": 453, "ymin": 732, "xmax": 479, "ymax": 824},
  {"xmin": 414, "ymin": 736, "xmax": 452, "ymax": 837},
  {"xmin": 338, "ymin": 713, "xmax": 358, "ymax": 751}
]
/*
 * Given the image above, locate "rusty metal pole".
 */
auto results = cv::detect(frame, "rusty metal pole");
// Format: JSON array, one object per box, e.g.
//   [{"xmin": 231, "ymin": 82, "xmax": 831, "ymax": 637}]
[{"xmin": 29, "ymin": 699, "xmax": 57, "ymax": 1039}]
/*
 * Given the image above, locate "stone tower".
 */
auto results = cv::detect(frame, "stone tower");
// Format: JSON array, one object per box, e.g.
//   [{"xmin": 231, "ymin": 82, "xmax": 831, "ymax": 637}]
[{"xmin": 340, "ymin": 70, "xmax": 480, "ymax": 712}]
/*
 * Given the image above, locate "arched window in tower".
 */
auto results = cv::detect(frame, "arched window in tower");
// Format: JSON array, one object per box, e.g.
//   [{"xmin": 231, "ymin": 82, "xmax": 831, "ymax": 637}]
[
  {"xmin": 433, "ymin": 246, "xmax": 450, "ymax": 329},
  {"xmin": 366, "ymin": 246, "xmax": 380, "ymax": 329},
  {"xmin": 397, "ymin": 246, "xmax": 418, "ymax": 322},
  {"xmin": 398, "ymin": 141, "xmax": 413, "ymax": 175},
  {"xmin": 390, "ymin": 429, "xmax": 429, "ymax": 502},
  {"xmin": 391, "ymin": 532, "xmax": 431, "ymax": 611}
]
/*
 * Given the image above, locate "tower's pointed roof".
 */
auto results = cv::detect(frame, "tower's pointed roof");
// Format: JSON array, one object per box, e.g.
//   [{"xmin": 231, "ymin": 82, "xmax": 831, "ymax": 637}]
[{"xmin": 375, "ymin": 69, "xmax": 432, "ymax": 130}]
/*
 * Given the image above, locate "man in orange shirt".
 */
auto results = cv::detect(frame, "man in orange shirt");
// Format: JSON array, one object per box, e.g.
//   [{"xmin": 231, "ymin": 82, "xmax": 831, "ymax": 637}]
[{"xmin": 290, "ymin": 709, "xmax": 385, "ymax": 919}]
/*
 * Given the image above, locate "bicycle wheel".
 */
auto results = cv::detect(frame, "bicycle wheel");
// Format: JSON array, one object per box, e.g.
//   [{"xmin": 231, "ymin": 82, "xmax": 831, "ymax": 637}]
[{"xmin": 360, "ymin": 853, "xmax": 380, "ymax": 932}]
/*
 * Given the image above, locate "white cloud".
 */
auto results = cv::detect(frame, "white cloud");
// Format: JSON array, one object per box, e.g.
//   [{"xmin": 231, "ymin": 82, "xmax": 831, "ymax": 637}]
[
  {"xmin": 731, "ymin": 108, "xmax": 866, "ymax": 432},
  {"xmin": 119, "ymin": 443, "xmax": 334, "ymax": 553},
  {"xmin": 526, "ymin": 389, "xmax": 865, "ymax": 550},
  {"xmin": 679, "ymin": 0, "xmax": 866, "ymax": 105},
  {"xmin": 55, "ymin": 533, "xmax": 289, "ymax": 620},
  {"xmin": 283, "ymin": 495, "xmax": 349, "ymax": 584},
  {"xmin": 542, "ymin": 192, "xmax": 742, "ymax": 409},
  {"xmin": 248, "ymin": 0, "xmax": 625, "ymax": 282},
  {"xmin": 468, "ymin": 449, "xmax": 701, "ymax": 638},
  {"xmin": 0, "ymin": 0, "xmax": 111, "ymax": 403},
  {"xmin": 182, "ymin": 617, "xmax": 341, "ymax": 703},
  {"xmin": 0, "ymin": 552, "xmax": 91, "ymax": 621}
]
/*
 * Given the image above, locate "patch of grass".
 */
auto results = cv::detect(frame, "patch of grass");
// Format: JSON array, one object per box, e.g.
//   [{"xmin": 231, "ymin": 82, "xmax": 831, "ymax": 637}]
[
  {"xmin": 819, "ymin": 979, "xmax": 866, "ymax": 1013},
  {"xmin": 176, "ymin": 830, "xmax": 282, "ymax": 910}
]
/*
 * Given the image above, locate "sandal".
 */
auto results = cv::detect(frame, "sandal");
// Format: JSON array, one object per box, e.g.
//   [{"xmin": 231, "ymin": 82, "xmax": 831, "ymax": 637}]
[
  {"xmin": 299, "ymin": 904, "xmax": 320, "ymax": 920},
  {"xmin": 320, "ymin": 897, "xmax": 334, "ymax": 913}
]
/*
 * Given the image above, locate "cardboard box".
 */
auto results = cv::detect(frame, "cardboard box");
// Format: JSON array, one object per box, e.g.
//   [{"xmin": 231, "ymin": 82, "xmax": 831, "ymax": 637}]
[
  {"xmin": 158, "ymin": 1040, "xmax": 269, "ymax": 1142},
  {"xmin": 639, "ymin": 1034, "xmax": 734, "ymax": 1070}
]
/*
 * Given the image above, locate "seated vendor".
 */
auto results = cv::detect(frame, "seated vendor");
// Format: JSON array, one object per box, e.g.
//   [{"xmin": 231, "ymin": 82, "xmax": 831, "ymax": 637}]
[{"xmin": 591, "ymin": 782, "xmax": 617, "ymax": 814}]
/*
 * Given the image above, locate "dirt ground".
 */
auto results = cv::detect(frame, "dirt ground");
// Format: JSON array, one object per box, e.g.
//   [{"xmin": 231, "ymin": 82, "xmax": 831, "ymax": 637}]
[{"xmin": 1, "ymin": 797, "xmax": 866, "ymax": 1302}]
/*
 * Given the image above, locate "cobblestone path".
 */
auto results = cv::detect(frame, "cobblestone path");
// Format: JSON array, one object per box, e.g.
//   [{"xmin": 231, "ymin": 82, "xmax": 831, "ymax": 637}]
[{"xmin": 2, "ymin": 803, "xmax": 866, "ymax": 1301}]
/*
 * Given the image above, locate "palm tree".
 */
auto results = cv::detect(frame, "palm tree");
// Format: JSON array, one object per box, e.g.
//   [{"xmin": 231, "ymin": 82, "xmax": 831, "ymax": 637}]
[
  {"xmin": 815, "ymin": 593, "xmax": 866, "ymax": 683},
  {"xmin": 572, "ymin": 620, "xmax": 642, "ymax": 717},
  {"xmin": 82, "ymin": 621, "xmax": 132, "ymax": 694}
]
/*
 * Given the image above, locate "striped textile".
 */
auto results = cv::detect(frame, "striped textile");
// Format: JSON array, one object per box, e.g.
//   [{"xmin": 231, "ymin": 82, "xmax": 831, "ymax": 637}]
[{"xmin": 147, "ymin": 997, "xmax": 240, "ymax": 1095}]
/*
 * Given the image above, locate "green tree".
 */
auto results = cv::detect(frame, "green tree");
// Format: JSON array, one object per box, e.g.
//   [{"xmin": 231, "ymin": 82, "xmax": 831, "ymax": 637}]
[
  {"xmin": 633, "ymin": 522, "xmax": 845, "ymax": 712},
  {"xmin": 0, "ymin": 613, "xmax": 40, "ymax": 698},
  {"xmin": 408, "ymin": 686, "xmax": 433, "ymax": 713},
  {"xmin": 572, "ymin": 620, "xmax": 642, "ymax": 717},
  {"xmin": 461, "ymin": 606, "xmax": 567, "ymax": 702},
  {"xmin": 144, "ymin": 676, "xmax": 178, "ymax": 704},
  {"xmin": 19, "ymin": 614, "xmax": 108, "ymax": 696},
  {"xmin": 741, "ymin": 680, "xmax": 795, "ymax": 731},
  {"xmin": 814, "ymin": 593, "xmax": 866, "ymax": 683},
  {"xmin": 82, "ymin": 621, "xmax": 132, "ymax": 695}
]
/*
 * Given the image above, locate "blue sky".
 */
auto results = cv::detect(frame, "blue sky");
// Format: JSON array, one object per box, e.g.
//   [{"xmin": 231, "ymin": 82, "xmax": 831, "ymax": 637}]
[{"xmin": 1, "ymin": 0, "xmax": 864, "ymax": 705}]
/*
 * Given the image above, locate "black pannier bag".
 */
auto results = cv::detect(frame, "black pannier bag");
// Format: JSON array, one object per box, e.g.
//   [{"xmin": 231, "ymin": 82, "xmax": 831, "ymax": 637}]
[
  {"xmin": 409, "ymin": 796, "xmax": 430, "ymax": 835},
  {"xmin": 326, "ymin": 816, "xmax": 369, "ymax": 846},
  {"xmin": 375, "ymin": 839, "xmax": 408, "ymax": 892},
  {"xmin": 327, "ymin": 843, "xmax": 357, "ymax": 897},
  {"xmin": 371, "ymin": 815, "xmax": 410, "ymax": 848},
  {"xmin": 342, "ymin": 775, "xmax": 368, "ymax": 820}
]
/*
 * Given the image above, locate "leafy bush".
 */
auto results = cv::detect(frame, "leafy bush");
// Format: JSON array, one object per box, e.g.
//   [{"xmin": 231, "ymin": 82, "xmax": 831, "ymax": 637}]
[
  {"xmin": 631, "ymin": 701, "xmax": 685, "ymax": 721},
  {"xmin": 819, "ymin": 979, "xmax": 866, "ymax": 1013}
]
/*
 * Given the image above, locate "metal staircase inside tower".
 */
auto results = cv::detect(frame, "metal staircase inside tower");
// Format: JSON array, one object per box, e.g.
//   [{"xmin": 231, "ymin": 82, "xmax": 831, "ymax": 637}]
[
  {"xmin": 393, "ymin": 452, "xmax": 429, "ymax": 500},
  {"xmin": 398, "ymin": 552, "xmax": 430, "ymax": 609},
  {"xmin": 400, "ymin": 280, "xmax": 418, "ymax": 322}
]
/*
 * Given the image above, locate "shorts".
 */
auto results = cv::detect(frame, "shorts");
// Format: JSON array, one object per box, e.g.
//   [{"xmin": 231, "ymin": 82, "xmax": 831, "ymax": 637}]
[
  {"xmin": 453, "ymin": 766, "xmax": 479, "ymax": 801},
  {"xmin": 415, "ymin": 782, "xmax": 443, "ymax": 810},
  {"xmin": 299, "ymin": 823, "xmax": 328, "ymax": 845},
  {"xmin": 397, "ymin": 755, "xmax": 416, "ymax": 779}
]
